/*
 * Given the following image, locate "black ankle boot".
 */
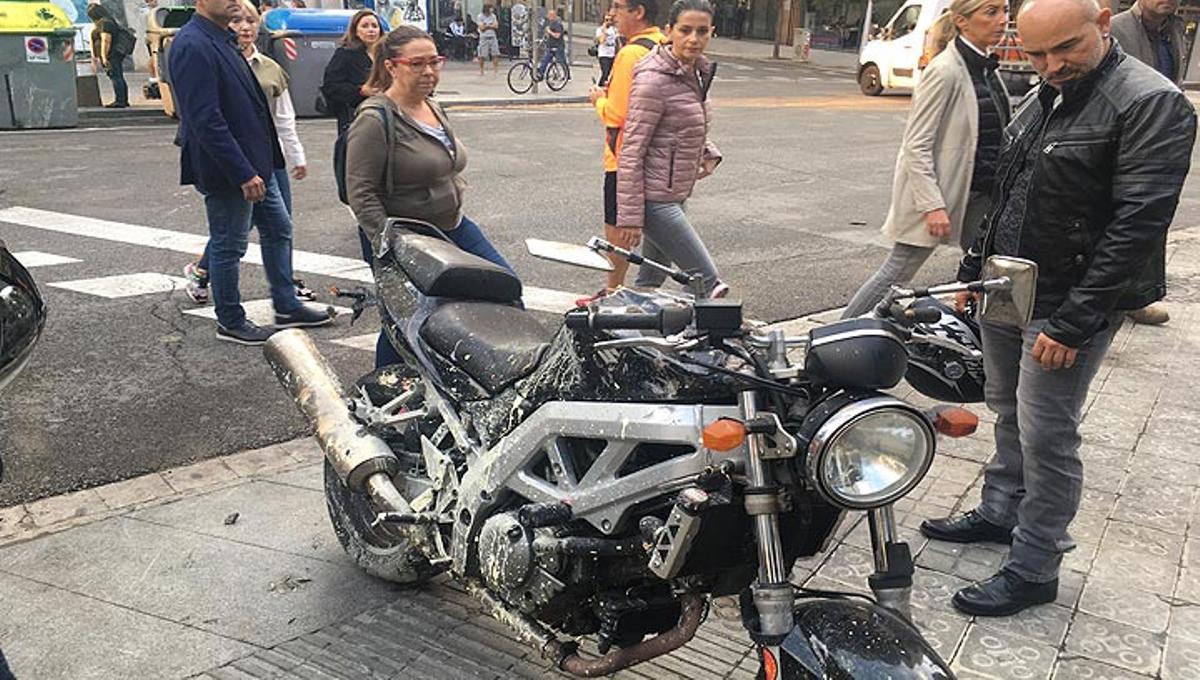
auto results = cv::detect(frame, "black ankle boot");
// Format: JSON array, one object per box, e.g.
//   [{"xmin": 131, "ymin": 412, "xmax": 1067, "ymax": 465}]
[
  {"xmin": 920, "ymin": 509, "xmax": 1012, "ymax": 544},
  {"xmin": 952, "ymin": 569, "xmax": 1058, "ymax": 617}
]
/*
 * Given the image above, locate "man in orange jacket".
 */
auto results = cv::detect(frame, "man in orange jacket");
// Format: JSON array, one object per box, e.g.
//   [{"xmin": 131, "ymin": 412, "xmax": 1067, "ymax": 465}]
[{"xmin": 581, "ymin": 0, "xmax": 665, "ymax": 304}]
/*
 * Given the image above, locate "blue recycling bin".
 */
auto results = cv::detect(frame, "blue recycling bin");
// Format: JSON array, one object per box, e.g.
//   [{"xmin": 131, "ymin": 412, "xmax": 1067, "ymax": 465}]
[{"xmin": 263, "ymin": 9, "xmax": 389, "ymax": 118}]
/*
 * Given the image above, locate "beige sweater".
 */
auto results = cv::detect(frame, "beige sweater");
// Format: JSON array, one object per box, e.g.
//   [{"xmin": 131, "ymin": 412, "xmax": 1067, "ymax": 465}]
[{"xmin": 346, "ymin": 94, "xmax": 467, "ymax": 249}]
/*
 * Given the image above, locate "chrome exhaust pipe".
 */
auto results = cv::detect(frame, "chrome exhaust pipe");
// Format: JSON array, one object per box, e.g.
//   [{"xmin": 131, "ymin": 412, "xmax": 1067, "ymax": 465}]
[{"xmin": 263, "ymin": 329, "xmax": 403, "ymax": 497}]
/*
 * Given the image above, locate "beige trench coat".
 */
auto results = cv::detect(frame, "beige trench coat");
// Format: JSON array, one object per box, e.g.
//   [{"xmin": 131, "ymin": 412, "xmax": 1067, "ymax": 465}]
[{"xmin": 882, "ymin": 43, "xmax": 1006, "ymax": 248}]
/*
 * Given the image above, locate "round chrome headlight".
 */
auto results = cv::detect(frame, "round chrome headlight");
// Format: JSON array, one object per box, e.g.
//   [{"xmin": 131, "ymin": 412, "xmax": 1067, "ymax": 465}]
[{"xmin": 805, "ymin": 397, "xmax": 935, "ymax": 510}]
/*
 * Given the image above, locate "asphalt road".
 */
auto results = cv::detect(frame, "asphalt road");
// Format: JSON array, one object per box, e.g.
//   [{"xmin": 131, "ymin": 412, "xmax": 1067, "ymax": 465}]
[{"xmin": 2, "ymin": 61, "xmax": 1198, "ymax": 505}]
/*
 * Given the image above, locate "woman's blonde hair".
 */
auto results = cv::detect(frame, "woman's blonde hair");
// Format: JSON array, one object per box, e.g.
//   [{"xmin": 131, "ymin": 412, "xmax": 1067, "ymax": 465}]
[
  {"xmin": 239, "ymin": 0, "xmax": 259, "ymax": 21},
  {"xmin": 928, "ymin": 0, "xmax": 1002, "ymax": 58}
]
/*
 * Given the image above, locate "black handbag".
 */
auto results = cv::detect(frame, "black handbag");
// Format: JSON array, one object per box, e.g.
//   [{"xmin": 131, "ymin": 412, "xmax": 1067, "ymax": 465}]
[{"xmin": 587, "ymin": 44, "xmax": 599, "ymax": 57}]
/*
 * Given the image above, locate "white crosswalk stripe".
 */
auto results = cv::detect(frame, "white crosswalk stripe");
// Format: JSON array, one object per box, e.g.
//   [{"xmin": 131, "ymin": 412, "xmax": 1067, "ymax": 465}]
[
  {"xmin": 12, "ymin": 251, "xmax": 81, "ymax": 268},
  {"xmin": 331, "ymin": 333, "xmax": 381, "ymax": 352},
  {"xmin": 49, "ymin": 273, "xmax": 190, "ymax": 299},
  {"xmin": 0, "ymin": 206, "xmax": 580, "ymax": 314}
]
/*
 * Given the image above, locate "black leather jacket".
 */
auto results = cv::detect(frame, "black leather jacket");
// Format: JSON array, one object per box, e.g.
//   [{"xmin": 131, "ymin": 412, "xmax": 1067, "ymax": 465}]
[{"xmin": 959, "ymin": 42, "xmax": 1196, "ymax": 347}]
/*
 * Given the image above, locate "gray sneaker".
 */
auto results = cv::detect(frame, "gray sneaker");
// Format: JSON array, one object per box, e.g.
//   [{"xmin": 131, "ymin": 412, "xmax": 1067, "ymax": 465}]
[
  {"xmin": 274, "ymin": 305, "xmax": 335, "ymax": 329},
  {"xmin": 216, "ymin": 321, "xmax": 276, "ymax": 346}
]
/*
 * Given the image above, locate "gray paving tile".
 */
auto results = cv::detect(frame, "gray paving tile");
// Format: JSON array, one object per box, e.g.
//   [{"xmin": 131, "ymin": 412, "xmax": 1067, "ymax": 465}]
[
  {"xmin": 1145, "ymin": 404, "xmax": 1200, "ymax": 441},
  {"xmin": 1078, "ymin": 579, "xmax": 1172, "ymax": 634},
  {"xmin": 1081, "ymin": 444, "xmax": 1135, "ymax": 470},
  {"xmin": 813, "ymin": 543, "xmax": 875, "ymax": 584},
  {"xmin": 911, "ymin": 606, "xmax": 970, "ymax": 661},
  {"xmin": 951, "ymin": 623, "xmax": 1056, "ymax": 680},
  {"xmin": 1176, "ymin": 567, "xmax": 1200, "ymax": 604},
  {"xmin": 1136, "ymin": 434, "xmax": 1198, "ymax": 465},
  {"xmin": 1079, "ymin": 488, "xmax": 1120, "ymax": 518},
  {"xmin": 1082, "ymin": 462, "xmax": 1128, "ymax": 494},
  {"xmin": 1101, "ymin": 520, "xmax": 1186, "ymax": 563},
  {"xmin": 1163, "ymin": 635, "xmax": 1200, "ymax": 680},
  {"xmin": 975, "ymin": 602, "xmax": 1073, "ymax": 647},
  {"xmin": 0, "ymin": 516, "xmax": 404, "ymax": 648},
  {"xmin": 1112, "ymin": 496, "xmax": 1191, "ymax": 536},
  {"xmin": 1051, "ymin": 658, "xmax": 1155, "ymax": 680},
  {"xmin": 1126, "ymin": 455, "xmax": 1200, "ymax": 488},
  {"xmin": 910, "ymin": 568, "xmax": 973, "ymax": 619},
  {"xmin": 267, "ymin": 463, "xmax": 325, "ymax": 492},
  {"xmin": 1091, "ymin": 546, "xmax": 1180, "ymax": 597},
  {"xmin": 1168, "ymin": 603, "xmax": 1200, "ymax": 642},
  {"xmin": 0, "ymin": 571, "xmax": 252, "ymax": 679},
  {"xmin": 127, "ymin": 479, "xmax": 343, "ymax": 563},
  {"xmin": 1063, "ymin": 612, "xmax": 1165, "ymax": 676}
]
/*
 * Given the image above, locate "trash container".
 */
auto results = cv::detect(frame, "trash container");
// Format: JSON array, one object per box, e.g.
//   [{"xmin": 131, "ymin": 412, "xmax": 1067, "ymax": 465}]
[
  {"xmin": 147, "ymin": 5, "xmax": 194, "ymax": 118},
  {"xmin": 0, "ymin": 0, "xmax": 77, "ymax": 129},
  {"xmin": 262, "ymin": 8, "xmax": 389, "ymax": 118}
]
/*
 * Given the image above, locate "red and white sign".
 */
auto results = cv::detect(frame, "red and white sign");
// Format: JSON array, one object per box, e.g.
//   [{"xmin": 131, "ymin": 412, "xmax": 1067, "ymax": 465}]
[
  {"xmin": 283, "ymin": 37, "xmax": 298, "ymax": 61},
  {"xmin": 25, "ymin": 36, "xmax": 50, "ymax": 63}
]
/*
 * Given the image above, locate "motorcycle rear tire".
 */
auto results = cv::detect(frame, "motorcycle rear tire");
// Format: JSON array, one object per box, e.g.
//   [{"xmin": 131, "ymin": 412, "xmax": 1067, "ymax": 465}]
[{"xmin": 324, "ymin": 460, "xmax": 438, "ymax": 584}]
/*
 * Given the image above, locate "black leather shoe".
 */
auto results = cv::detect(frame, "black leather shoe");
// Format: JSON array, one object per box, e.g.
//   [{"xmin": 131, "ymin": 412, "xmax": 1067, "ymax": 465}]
[
  {"xmin": 920, "ymin": 509, "xmax": 1012, "ymax": 544},
  {"xmin": 952, "ymin": 569, "xmax": 1058, "ymax": 617}
]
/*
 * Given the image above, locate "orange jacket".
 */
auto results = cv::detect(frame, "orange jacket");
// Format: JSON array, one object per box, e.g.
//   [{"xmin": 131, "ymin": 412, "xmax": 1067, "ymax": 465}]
[{"xmin": 593, "ymin": 26, "xmax": 666, "ymax": 172}]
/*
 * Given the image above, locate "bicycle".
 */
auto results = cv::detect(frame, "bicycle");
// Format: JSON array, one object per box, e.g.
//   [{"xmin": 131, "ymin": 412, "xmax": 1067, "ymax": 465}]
[{"xmin": 507, "ymin": 40, "xmax": 571, "ymax": 94}]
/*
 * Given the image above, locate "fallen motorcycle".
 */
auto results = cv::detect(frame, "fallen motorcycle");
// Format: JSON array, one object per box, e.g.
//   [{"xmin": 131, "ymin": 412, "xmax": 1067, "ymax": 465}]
[{"xmin": 264, "ymin": 221, "xmax": 1037, "ymax": 679}]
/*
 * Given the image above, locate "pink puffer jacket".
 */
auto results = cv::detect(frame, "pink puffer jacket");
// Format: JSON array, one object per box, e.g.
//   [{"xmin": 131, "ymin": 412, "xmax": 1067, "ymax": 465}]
[{"xmin": 616, "ymin": 46, "xmax": 721, "ymax": 228}]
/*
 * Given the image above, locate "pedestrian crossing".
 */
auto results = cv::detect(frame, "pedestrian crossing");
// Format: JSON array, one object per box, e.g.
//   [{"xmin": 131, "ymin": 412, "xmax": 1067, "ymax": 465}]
[{"xmin": 2, "ymin": 206, "xmax": 586, "ymax": 356}]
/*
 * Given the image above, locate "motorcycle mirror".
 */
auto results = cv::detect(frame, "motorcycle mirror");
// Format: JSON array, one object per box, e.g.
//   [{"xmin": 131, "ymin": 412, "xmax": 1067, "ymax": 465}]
[
  {"xmin": 525, "ymin": 239, "xmax": 614, "ymax": 272},
  {"xmin": 979, "ymin": 255, "xmax": 1038, "ymax": 327}
]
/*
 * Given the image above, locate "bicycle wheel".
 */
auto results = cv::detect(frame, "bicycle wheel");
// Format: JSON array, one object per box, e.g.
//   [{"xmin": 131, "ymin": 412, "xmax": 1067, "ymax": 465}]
[
  {"xmin": 546, "ymin": 60, "xmax": 570, "ymax": 91},
  {"xmin": 507, "ymin": 61, "xmax": 534, "ymax": 95}
]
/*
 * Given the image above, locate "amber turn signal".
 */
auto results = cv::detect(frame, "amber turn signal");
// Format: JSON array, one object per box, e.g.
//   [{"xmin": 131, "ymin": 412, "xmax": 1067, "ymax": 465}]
[
  {"xmin": 702, "ymin": 418, "xmax": 746, "ymax": 452},
  {"xmin": 930, "ymin": 406, "xmax": 978, "ymax": 438}
]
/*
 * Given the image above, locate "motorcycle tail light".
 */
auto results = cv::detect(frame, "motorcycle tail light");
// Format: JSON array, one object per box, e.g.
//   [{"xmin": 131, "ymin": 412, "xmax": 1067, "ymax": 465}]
[
  {"xmin": 930, "ymin": 406, "xmax": 978, "ymax": 438},
  {"xmin": 702, "ymin": 418, "xmax": 746, "ymax": 452}
]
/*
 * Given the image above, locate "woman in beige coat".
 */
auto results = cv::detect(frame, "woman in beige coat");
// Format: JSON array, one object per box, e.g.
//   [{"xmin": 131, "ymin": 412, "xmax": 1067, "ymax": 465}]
[{"xmin": 842, "ymin": 0, "xmax": 1010, "ymax": 318}]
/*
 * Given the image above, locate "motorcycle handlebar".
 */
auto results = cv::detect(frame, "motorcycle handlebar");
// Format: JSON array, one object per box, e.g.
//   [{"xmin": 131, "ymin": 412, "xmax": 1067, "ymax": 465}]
[{"xmin": 564, "ymin": 307, "xmax": 694, "ymax": 335}]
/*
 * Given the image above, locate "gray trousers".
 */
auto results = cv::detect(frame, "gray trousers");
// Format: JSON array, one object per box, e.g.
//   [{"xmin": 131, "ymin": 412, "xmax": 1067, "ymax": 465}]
[
  {"xmin": 841, "ymin": 191, "xmax": 992, "ymax": 319},
  {"xmin": 976, "ymin": 316, "xmax": 1119, "ymax": 583},
  {"xmin": 634, "ymin": 201, "xmax": 721, "ymax": 293}
]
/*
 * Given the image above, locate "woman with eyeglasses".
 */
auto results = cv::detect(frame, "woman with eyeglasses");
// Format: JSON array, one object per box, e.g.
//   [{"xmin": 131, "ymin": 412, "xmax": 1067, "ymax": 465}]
[{"xmin": 346, "ymin": 25, "xmax": 518, "ymax": 367}]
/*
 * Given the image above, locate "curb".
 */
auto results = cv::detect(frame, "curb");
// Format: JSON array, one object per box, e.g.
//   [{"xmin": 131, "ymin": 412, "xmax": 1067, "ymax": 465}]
[
  {"xmin": 0, "ymin": 437, "xmax": 324, "ymax": 549},
  {"xmin": 72, "ymin": 94, "xmax": 590, "ymax": 128}
]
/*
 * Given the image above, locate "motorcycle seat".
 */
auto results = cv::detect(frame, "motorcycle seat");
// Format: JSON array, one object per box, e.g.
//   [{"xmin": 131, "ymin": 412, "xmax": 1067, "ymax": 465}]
[
  {"xmin": 420, "ymin": 301, "xmax": 551, "ymax": 393},
  {"xmin": 390, "ymin": 232, "xmax": 521, "ymax": 304}
]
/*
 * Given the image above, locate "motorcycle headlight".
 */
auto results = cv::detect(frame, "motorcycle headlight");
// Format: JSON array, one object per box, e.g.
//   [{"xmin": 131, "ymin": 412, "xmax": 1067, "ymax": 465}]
[{"xmin": 804, "ymin": 396, "xmax": 935, "ymax": 510}]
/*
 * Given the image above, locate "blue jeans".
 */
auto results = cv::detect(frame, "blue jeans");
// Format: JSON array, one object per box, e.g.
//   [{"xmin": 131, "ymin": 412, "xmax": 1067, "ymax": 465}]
[
  {"xmin": 202, "ymin": 174, "xmax": 301, "ymax": 328},
  {"xmin": 106, "ymin": 56, "xmax": 129, "ymax": 106},
  {"xmin": 198, "ymin": 168, "xmax": 291, "ymax": 273},
  {"xmin": 976, "ymin": 316, "xmax": 1120, "ymax": 583},
  {"xmin": 537, "ymin": 46, "xmax": 564, "ymax": 79},
  {"xmin": 365, "ymin": 215, "xmax": 515, "ymax": 368}
]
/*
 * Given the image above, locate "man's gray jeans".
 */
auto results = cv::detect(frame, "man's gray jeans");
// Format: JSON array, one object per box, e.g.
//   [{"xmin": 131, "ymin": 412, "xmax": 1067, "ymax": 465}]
[{"xmin": 976, "ymin": 315, "xmax": 1120, "ymax": 583}]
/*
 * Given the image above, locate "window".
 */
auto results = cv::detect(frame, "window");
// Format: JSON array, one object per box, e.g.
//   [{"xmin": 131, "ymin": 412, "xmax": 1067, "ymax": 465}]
[{"xmin": 890, "ymin": 5, "xmax": 922, "ymax": 40}]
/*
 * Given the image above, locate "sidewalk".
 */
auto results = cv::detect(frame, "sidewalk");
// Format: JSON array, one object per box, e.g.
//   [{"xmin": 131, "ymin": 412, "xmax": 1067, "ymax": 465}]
[
  {"xmin": 569, "ymin": 20, "xmax": 859, "ymax": 76},
  {"xmin": 81, "ymin": 60, "xmax": 590, "ymax": 127},
  {"xmin": 2, "ymin": 233, "xmax": 1199, "ymax": 679}
]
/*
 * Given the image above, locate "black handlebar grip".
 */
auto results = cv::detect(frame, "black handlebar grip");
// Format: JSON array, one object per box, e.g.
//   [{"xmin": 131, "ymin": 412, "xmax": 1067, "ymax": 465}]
[{"xmin": 906, "ymin": 306, "xmax": 943, "ymax": 324}]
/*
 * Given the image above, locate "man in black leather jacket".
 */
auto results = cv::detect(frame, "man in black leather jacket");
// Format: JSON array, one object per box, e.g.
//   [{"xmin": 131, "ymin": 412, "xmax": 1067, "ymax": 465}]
[{"xmin": 920, "ymin": 0, "xmax": 1196, "ymax": 617}]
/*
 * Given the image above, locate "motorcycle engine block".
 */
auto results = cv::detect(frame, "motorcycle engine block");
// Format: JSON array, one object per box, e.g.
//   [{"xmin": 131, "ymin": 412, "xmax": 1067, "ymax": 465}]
[{"xmin": 476, "ymin": 511, "xmax": 567, "ymax": 613}]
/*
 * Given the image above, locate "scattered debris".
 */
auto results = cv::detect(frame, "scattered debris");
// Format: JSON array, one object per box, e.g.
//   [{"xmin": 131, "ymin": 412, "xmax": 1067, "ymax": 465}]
[
  {"xmin": 223, "ymin": 512, "xmax": 240, "ymax": 526},
  {"xmin": 269, "ymin": 575, "xmax": 313, "ymax": 593},
  {"xmin": 850, "ymin": 220, "xmax": 867, "ymax": 226}
]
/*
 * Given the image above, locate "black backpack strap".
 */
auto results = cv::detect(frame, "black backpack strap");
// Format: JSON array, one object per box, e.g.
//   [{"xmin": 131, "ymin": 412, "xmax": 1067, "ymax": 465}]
[{"xmin": 630, "ymin": 37, "xmax": 657, "ymax": 51}]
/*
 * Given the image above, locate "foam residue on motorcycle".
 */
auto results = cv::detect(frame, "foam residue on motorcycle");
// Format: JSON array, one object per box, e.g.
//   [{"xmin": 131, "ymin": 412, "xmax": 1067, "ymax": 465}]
[{"xmin": 464, "ymin": 327, "xmax": 738, "ymax": 449}]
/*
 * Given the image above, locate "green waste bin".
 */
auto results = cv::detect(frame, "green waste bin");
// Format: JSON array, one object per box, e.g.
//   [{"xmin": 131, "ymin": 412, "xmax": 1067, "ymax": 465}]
[{"xmin": 0, "ymin": 0, "xmax": 77, "ymax": 129}]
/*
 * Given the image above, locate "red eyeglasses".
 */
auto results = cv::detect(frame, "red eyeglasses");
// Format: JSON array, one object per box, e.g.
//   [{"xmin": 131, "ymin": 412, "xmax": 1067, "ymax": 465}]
[{"xmin": 390, "ymin": 56, "xmax": 448, "ymax": 71}]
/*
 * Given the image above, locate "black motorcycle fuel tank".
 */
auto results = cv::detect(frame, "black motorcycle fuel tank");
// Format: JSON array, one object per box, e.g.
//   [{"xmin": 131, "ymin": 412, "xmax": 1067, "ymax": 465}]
[{"xmin": 777, "ymin": 599, "xmax": 954, "ymax": 679}]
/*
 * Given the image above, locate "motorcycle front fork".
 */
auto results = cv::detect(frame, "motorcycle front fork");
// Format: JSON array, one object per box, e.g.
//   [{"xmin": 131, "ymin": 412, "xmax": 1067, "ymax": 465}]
[{"xmin": 739, "ymin": 390, "xmax": 916, "ymax": 677}]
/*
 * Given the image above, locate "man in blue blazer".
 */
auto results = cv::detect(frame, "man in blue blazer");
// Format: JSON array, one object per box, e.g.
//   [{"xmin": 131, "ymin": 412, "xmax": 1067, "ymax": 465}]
[{"xmin": 171, "ymin": 0, "xmax": 332, "ymax": 345}]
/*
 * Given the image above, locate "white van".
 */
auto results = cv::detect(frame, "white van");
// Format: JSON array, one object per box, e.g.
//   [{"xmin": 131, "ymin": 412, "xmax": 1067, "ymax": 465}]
[{"xmin": 857, "ymin": 0, "xmax": 951, "ymax": 95}]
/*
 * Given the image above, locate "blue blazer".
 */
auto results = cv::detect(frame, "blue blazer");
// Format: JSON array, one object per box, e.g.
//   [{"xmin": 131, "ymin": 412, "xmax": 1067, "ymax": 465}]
[{"xmin": 171, "ymin": 15, "xmax": 283, "ymax": 195}]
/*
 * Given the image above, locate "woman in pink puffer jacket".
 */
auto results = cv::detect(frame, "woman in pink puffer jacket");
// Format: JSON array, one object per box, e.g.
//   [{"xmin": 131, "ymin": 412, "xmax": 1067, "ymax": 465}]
[{"xmin": 616, "ymin": 0, "xmax": 727, "ymax": 297}]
